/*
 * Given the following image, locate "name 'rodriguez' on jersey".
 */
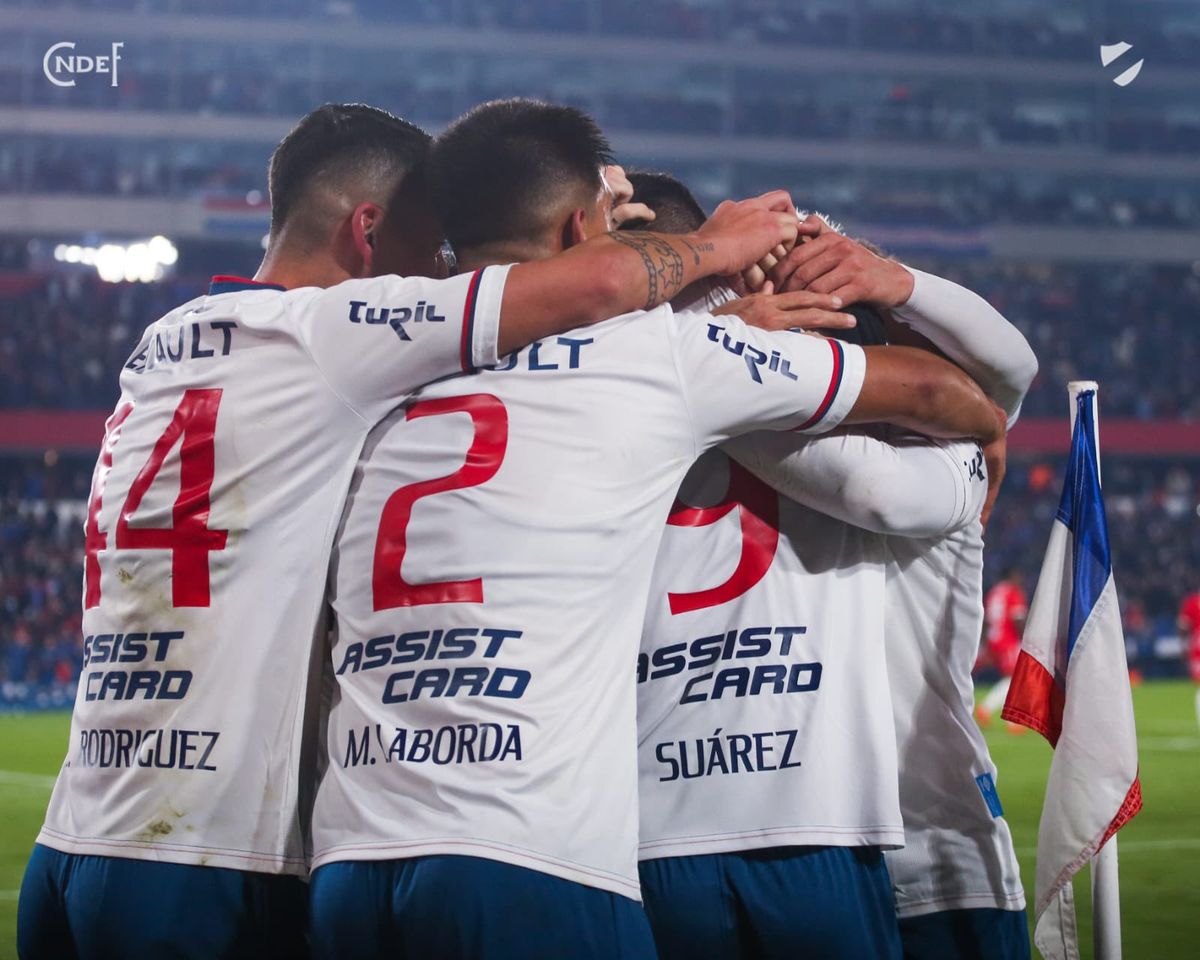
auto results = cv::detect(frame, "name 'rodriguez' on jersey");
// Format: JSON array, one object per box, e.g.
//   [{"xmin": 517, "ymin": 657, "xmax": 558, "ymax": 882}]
[
  {"xmin": 37, "ymin": 267, "xmax": 507, "ymax": 877},
  {"xmin": 312, "ymin": 308, "xmax": 866, "ymax": 901}
]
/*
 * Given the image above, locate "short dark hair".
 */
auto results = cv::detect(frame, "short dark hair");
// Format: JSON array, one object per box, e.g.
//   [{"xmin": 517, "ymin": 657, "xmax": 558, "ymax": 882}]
[
  {"xmin": 618, "ymin": 171, "xmax": 708, "ymax": 234},
  {"xmin": 831, "ymin": 306, "xmax": 889, "ymax": 348},
  {"xmin": 267, "ymin": 103, "xmax": 431, "ymax": 238},
  {"xmin": 429, "ymin": 98, "xmax": 613, "ymax": 252}
]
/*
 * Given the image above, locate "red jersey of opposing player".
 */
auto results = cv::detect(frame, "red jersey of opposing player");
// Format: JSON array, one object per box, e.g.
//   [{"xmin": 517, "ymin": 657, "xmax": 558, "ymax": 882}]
[
  {"xmin": 1179, "ymin": 592, "xmax": 1200, "ymax": 683},
  {"xmin": 985, "ymin": 573, "xmax": 1027, "ymax": 676}
]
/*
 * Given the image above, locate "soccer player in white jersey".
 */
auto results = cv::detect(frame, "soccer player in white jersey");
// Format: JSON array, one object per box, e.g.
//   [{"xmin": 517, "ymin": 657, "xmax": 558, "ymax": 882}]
[
  {"xmin": 16, "ymin": 103, "xmax": 792, "ymax": 960},
  {"xmin": 620, "ymin": 176, "xmax": 906, "ymax": 958},
  {"xmin": 735, "ymin": 223, "xmax": 1038, "ymax": 959},
  {"xmin": 309, "ymin": 99, "xmax": 1006, "ymax": 960}
]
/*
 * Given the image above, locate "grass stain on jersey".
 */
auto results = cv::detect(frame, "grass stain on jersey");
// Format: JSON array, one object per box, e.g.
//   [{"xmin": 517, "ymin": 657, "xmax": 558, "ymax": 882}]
[
  {"xmin": 134, "ymin": 802, "xmax": 187, "ymax": 843},
  {"xmin": 136, "ymin": 818, "xmax": 174, "ymax": 841}
]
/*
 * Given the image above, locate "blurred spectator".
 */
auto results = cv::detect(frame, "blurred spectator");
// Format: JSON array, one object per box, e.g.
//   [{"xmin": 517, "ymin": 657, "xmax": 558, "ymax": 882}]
[
  {"xmin": 985, "ymin": 456, "xmax": 1200, "ymax": 679},
  {"xmin": 0, "ymin": 273, "xmax": 184, "ymax": 409},
  {"xmin": 4, "ymin": 262, "xmax": 1198, "ymax": 419},
  {"xmin": 0, "ymin": 476, "xmax": 84, "ymax": 708},
  {"xmin": 10, "ymin": 133, "xmax": 1200, "ymax": 232},
  {"xmin": 922, "ymin": 261, "xmax": 1200, "ymax": 420},
  {"xmin": 1, "ymin": 445, "xmax": 1197, "ymax": 703}
]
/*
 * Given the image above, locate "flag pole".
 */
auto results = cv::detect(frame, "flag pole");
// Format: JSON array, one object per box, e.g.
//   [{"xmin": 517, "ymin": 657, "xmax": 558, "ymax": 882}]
[{"xmin": 1068, "ymin": 380, "xmax": 1122, "ymax": 960}]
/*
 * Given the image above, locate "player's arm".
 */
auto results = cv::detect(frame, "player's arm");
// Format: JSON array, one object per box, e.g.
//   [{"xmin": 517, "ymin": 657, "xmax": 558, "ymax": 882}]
[
  {"xmin": 294, "ymin": 193, "xmax": 801, "ymax": 420},
  {"xmin": 723, "ymin": 430, "xmax": 987, "ymax": 538},
  {"xmin": 671, "ymin": 315, "xmax": 1003, "ymax": 451},
  {"xmin": 496, "ymin": 191, "xmax": 803, "ymax": 355},
  {"xmin": 768, "ymin": 228, "xmax": 1037, "ymax": 422},
  {"xmin": 888, "ymin": 267, "xmax": 1038, "ymax": 424},
  {"xmin": 846, "ymin": 346, "xmax": 1006, "ymax": 444}
]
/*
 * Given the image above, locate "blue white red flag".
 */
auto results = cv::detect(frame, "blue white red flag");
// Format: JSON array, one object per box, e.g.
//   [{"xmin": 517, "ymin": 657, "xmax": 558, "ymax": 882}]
[{"xmin": 1002, "ymin": 389, "xmax": 1141, "ymax": 960}]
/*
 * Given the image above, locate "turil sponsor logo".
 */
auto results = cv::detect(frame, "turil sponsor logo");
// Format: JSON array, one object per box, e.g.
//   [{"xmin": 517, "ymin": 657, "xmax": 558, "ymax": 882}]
[
  {"xmin": 705, "ymin": 323, "xmax": 801, "ymax": 384},
  {"xmin": 348, "ymin": 300, "xmax": 446, "ymax": 341}
]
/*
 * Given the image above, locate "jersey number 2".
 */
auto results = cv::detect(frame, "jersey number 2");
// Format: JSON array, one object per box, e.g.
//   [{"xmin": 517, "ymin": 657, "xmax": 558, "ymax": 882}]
[
  {"xmin": 372, "ymin": 394, "xmax": 508, "ymax": 610},
  {"xmin": 85, "ymin": 389, "xmax": 228, "ymax": 608}
]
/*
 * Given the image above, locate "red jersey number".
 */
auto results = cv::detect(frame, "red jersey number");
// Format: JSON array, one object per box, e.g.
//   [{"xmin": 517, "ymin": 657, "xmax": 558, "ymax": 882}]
[
  {"xmin": 372, "ymin": 394, "xmax": 508, "ymax": 611},
  {"xmin": 667, "ymin": 461, "xmax": 780, "ymax": 615},
  {"xmin": 85, "ymin": 389, "xmax": 228, "ymax": 608}
]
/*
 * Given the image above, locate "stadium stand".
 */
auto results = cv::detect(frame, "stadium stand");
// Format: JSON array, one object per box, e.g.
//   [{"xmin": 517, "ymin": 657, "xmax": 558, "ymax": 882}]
[
  {"xmin": 1, "ymin": 0, "xmax": 1198, "ymax": 706},
  {"xmin": 1, "ymin": 264, "xmax": 1196, "ymax": 420},
  {"xmin": 2, "ymin": 443, "xmax": 1195, "ymax": 710}
]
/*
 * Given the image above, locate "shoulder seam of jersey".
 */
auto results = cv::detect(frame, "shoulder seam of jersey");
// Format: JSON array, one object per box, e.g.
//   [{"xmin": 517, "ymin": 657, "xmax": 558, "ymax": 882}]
[{"xmin": 288, "ymin": 290, "xmax": 372, "ymax": 426}]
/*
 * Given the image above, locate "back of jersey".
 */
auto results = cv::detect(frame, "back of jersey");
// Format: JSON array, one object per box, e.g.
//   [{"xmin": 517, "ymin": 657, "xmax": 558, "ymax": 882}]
[
  {"xmin": 314, "ymin": 306, "xmax": 864, "ymax": 899},
  {"xmin": 39, "ymin": 269, "xmax": 505, "ymax": 875},
  {"xmin": 884, "ymin": 522, "xmax": 1026, "ymax": 917},
  {"xmin": 637, "ymin": 449, "xmax": 899, "ymax": 861}
]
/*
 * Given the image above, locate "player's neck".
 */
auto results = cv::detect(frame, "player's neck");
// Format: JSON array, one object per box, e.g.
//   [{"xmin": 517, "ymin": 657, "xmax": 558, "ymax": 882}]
[
  {"xmin": 254, "ymin": 234, "xmax": 356, "ymax": 290},
  {"xmin": 456, "ymin": 238, "xmax": 558, "ymax": 273},
  {"xmin": 254, "ymin": 256, "xmax": 351, "ymax": 290}
]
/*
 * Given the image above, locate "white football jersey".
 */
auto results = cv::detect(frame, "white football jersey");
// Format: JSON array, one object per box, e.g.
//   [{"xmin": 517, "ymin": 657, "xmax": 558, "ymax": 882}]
[
  {"xmin": 726, "ymin": 428, "xmax": 1025, "ymax": 915},
  {"xmin": 637, "ymin": 448, "xmax": 901, "ymax": 861},
  {"xmin": 313, "ymin": 307, "xmax": 866, "ymax": 900},
  {"xmin": 38, "ymin": 268, "xmax": 508, "ymax": 876},
  {"xmin": 884, "ymin": 525, "xmax": 1026, "ymax": 917}
]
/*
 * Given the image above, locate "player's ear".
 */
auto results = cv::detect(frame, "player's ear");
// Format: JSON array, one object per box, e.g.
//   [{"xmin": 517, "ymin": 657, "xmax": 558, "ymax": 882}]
[
  {"xmin": 350, "ymin": 201, "xmax": 383, "ymax": 277},
  {"xmin": 562, "ymin": 208, "xmax": 589, "ymax": 251}
]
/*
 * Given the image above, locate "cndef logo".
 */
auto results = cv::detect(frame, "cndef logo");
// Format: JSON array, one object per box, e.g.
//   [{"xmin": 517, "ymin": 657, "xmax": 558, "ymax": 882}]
[{"xmin": 43, "ymin": 41, "xmax": 124, "ymax": 88}]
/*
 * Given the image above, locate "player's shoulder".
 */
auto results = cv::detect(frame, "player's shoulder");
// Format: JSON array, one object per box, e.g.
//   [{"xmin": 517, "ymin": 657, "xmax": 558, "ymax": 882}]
[{"xmin": 564, "ymin": 301, "xmax": 677, "ymax": 346}]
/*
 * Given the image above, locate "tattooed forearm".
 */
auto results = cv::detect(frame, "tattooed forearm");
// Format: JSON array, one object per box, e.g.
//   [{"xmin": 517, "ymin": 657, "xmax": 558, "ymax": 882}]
[
  {"xmin": 681, "ymin": 237, "xmax": 714, "ymax": 266},
  {"xmin": 609, "ymin": 232, "xmax": 687, "ymax": 310}
]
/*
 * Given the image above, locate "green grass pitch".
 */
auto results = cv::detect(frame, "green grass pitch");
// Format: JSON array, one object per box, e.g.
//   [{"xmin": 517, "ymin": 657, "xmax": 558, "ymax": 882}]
[{"xmin": 0, "ymin": 681, "xmax": 1196, "ymax": 958}]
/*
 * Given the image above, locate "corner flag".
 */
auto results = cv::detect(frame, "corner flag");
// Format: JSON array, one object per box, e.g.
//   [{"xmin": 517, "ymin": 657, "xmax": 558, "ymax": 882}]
[{"xmin": 1001, "ymin": 383, "xmax": 1142, "ymax": 960}]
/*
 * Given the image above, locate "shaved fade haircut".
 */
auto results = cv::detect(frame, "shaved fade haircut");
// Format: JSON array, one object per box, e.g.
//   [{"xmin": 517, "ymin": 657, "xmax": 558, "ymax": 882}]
[
  {"xmin": 267, "ymin": 103, "xmax": 431, "ymax": 243},
  {"xmin": 619, "ymin": 171, "xmax": 708, "ymax": 234},
  {"xmin": 429, "ymin": 98, "xmax": 613, "ymax": 253}
]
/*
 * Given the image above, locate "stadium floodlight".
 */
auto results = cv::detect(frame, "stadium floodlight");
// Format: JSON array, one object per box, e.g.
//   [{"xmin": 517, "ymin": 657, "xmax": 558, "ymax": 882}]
[{"xmin": 52, "ymin": 235, "xmax": 178, "ymax": 283}]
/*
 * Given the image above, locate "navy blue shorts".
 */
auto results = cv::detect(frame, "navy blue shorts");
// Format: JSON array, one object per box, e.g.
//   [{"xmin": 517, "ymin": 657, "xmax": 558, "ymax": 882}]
[
  {"xmin": 310, "ymin": 854, "xmax": 657, "ymax": 960},
  {"xmin": 17, "ymin": 842, "xmax": 308, "ymax": 960},
  {"xmin": 638, "ymin": 845, "xmax": 902, "ymax": 960},
  {"xmin": 898, "ymin": 907, "xmax": 1031, "ymax": 960}
]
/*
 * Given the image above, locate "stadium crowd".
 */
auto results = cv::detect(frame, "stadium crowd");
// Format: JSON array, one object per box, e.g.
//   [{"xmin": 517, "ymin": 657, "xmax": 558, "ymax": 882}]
[
  {"xmin": 2, "ymin": 79, "xmax": 1183, "ymax": 955},
  {"xmin": 0, "ymin": 462, "xmax": 85, "ymax": 708},
  {"xmin": 1, "ymin": 442, "xmax": 1196, "ymax": 705},
  {"xmin": 6, "ymin": 134, "xmax": 1198, "ymax": 231},
  {"xmin": 28, "ymin": 0, "xmax": 1198, "ymax": 67},
  {"xmin": 9, "ymin": 81, "xmax": 1200, "ymax": 159},
  {"xmin": 3, "ymin": 262, "xmax": 1197, "ymax": 420}
]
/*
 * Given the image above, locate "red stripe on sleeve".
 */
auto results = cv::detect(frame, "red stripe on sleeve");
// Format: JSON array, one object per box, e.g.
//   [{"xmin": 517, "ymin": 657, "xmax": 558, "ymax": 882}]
[{"xmin": 794, "ymin": 338, "xmax": 844, "ymax": 432}]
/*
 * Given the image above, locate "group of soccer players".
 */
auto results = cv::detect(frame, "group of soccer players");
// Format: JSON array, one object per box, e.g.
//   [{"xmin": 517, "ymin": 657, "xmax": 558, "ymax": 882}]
[{"xmin": 17, "ymin": 97, "xmax": 1038, "ymax": 960}]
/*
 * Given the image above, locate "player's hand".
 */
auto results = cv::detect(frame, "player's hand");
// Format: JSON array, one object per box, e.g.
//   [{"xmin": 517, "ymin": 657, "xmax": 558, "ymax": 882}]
[
  {"xmin": 770, "ymin": 229, "xmax": 914, "ymax": 307},
  {"xmin": 697, "ymin": 192, "xmax": 810, "ymax": 279},
  {"xmin": 980, "ymin": 406, "xmax": 1009, "ymax": 528},
  {"xmin": 604, "ymin": 165, "xmax": 656, "ymax": 227},
  {"xmin": 740, "ymin": 243, "xmax": 793, "ymax": 293},
  {"xmin": 739, "ymin": 213, "xmax": 826, "ymax": 292},
  {"xmin": 712, "ymin": 287, "xmax": 857, "ymax": 333}
]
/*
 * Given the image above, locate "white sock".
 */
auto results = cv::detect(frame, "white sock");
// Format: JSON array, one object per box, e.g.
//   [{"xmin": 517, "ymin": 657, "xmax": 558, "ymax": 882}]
[
  {"xmin": 1194, "ymin": 686, "xmax": 1200, "ymax": 732},
  {"xmin": 983, "ymin": 676, "xmax": 1011, "ymax": 714}
]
